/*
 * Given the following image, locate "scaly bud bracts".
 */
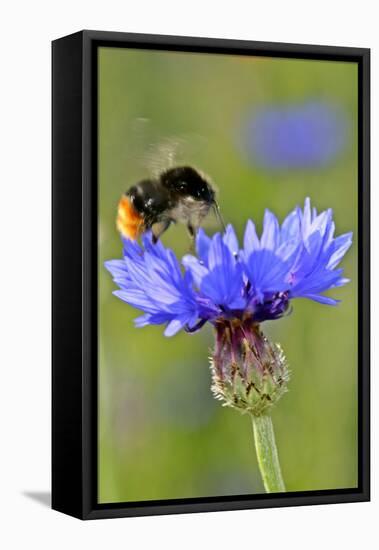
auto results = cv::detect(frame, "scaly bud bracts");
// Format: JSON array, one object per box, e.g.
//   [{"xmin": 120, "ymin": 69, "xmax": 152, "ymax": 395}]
[{"xmin": 210, "ymin": 319, "xmax": 289, "ymax": 416}]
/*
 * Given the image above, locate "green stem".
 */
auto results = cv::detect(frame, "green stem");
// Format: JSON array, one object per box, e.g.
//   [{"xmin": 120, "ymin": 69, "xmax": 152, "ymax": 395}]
[{"xmin": 251, "ymin": 414, "xmax": 286, "ymax": 493}]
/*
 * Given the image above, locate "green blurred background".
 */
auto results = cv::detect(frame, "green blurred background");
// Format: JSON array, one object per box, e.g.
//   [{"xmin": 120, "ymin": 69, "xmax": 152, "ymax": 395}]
[{"xmin": 98, "ymin": 47, "xmax": 358, "ymax": 503}]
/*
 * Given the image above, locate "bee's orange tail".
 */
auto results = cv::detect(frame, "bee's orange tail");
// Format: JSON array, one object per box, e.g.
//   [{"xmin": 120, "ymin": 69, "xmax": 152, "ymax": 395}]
[{"xmin": 116, "ymin": 196, "xmax": 144, "ymax": 240}]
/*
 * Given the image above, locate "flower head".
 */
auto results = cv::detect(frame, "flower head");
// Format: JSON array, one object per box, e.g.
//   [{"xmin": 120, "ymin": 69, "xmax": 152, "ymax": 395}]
[
  {"xmin": 106, "ymin": 198, "xmax": 352, "ymax": 335},
  {"xmin": 105, "ymin": 197, "xmax": 352, "ymax": 415}
]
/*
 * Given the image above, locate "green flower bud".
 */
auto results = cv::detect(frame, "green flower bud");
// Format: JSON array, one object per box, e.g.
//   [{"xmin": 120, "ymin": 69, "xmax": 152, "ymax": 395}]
[{"xmin": 210, "ymin": 319, "xmax": 290, "ymax": 417}]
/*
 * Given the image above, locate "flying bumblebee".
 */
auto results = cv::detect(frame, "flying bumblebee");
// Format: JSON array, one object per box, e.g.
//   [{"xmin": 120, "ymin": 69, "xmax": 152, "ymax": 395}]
[{"xmin": 116, "ymin": 165, "xmax": 224, "ymax": 244}]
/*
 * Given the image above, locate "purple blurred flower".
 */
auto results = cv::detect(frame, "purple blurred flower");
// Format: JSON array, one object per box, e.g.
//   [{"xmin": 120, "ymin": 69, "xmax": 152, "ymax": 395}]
[
  {"xmin": 241, "ymin": 102, "xmax": 348, "ymax": 169},
  {"xmin": 105, "ymin": 198, "xmax": 352, "ymax": 336}
]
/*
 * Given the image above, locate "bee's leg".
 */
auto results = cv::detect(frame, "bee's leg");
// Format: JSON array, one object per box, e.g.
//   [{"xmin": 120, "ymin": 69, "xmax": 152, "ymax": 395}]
[
  {"xmin": 152, "ymin": 220, "xmax": 171, "ymax": 244},
  {"xmin": 187, "ymin": 223, "xmax": 196, "ymax": 253}
]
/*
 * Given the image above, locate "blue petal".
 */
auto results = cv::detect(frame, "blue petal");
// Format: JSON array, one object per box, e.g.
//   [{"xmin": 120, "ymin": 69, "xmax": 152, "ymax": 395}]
[
  {"xmin": 164, "ymin": 317, "xmax": 187, "ymax": 337},
  {"xmin": 261, "ymin": 210, "xmax": 280, "ymax": 250},
  {"xmin": 327, "ymin": 232, "xmax": 353, "ymax": 269},
  {"xmin": 302, "ymin": 294, "xmax": 340, "ymax": 305},
  {"xmin": 113, "ymin": 289, "xmax": 159, "ymax": 313},
  {"xmin": 134, "ymin": 314, "xmax": 154, "ymax": 327},
  {"xmin": 302, "ymin": 197, "xmax": 312, "ymax": 237},
  {"xmin": 244, "ymin": 250, "xmax": 291, "ymax": 297},
  {"xmin": 104, "ymin": 259, "xmax": 129, "ymax": 277},
  {"xmin": 208, "ymin": 233, "xmax": 230, "ymax": 270},
  {"xmin": 333, "ymin": 277, "xmax": 350, "ymax": 287},
  {"xmin": 243, "ymin": 220, "xmax": 260, "ymax": 257},
  {"xmin": 281, "ymin": 209, "xmax": 301, "ymax": 243},
  {"xmin": 291, "ymin": 268, "xmax": 343, "ymax": 296},
  {"xmin": 182, "ymin": 254, "xmax": 208, "ymax": 287},
  {"xmin": 223, "ymin": 224, "xmax": 239, "ymax": 256},
  {"xmin": 201, "ymin": 264, "xmax": 244, "ymax": 308},
  {"xmin": 310, "ymin": 209, "xmax": 331, "ymax": 237},
  {"xmin": 196, "ymin": 228, "xmax": 211, "ymax": 264},
  {"xmin": 197, "ymin": 234, "xmax": 245, "ymax": 310}
]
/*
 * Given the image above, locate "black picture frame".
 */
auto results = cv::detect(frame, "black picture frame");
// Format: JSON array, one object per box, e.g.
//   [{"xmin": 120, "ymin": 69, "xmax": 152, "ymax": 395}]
[{"xmin": 52, "ymin": 30, "xmax": 370, "ymax": 520}]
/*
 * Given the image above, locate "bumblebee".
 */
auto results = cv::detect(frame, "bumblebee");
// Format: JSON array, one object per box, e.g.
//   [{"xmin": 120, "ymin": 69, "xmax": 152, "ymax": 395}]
[{"xmin": 117, "ymin": 166, "xmax": 224, "ymax": 244}]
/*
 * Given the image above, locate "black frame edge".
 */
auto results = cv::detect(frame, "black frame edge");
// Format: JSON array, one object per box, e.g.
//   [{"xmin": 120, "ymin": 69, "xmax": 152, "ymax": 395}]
[
  {"xmin": 52, "ymin": 31, "xmax": 85, "ymax": 519},
  {"xmin": 83, "ymin": 29, "xmax": 369, "ymax": 59},
  {"xmin": 359, "ymin": 48, "xmax": 370, "ymax": 501},
  {"xmin": 85, "ymin": 491, "xmax": 368, "ymax": 520}
]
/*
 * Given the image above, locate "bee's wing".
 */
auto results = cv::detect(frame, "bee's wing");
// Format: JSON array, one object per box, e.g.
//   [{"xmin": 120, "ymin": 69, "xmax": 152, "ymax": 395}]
[
  {"xmin": 129, "ymin": 118, "xmax": 210, "ymax": 176},
  {"xmin": 145, "ymin": 136, "xmax": 185, "ymax": 178},
  {"xmin": 126, "ymin": 117, "xmax": 158, "ymax": 178},
  {"xmin": 122, "ymin": 117, "xmax": 216, "ymax": 194},
  {"xmin": 123, "ymin": 118, "xmax": 185, "ymax": 179}
]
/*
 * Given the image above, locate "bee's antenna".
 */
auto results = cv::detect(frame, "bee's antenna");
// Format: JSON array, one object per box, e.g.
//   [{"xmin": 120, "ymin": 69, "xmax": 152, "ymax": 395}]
[{"xmin": 213, "ymin": 201, "xmax": 226, "ymax": 233}]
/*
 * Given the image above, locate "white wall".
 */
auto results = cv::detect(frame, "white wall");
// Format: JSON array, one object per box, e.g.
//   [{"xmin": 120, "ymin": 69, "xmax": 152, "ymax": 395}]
[{"xmin": 0, "ymin": 1, "xmax": 376, "ymax": 548}]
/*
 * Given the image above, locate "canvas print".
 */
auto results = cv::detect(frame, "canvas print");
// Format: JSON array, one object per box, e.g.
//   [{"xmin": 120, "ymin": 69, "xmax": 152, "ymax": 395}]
[{"xmin": 98, "ymin": 47, "xmax": 358, "ymax": 504}]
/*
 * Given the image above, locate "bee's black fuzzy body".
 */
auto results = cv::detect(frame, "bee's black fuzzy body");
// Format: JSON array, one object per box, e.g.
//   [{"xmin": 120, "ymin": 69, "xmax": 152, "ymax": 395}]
[{"xmin": 124, "ymin": 166, "xmax": 216, "ymax": 242}]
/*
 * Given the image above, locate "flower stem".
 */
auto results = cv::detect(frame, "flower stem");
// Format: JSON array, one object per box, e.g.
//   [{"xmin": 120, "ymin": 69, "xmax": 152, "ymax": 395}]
[{"xmin": 251, "ymin": 414, "xmax": 286, "ymax": 493}]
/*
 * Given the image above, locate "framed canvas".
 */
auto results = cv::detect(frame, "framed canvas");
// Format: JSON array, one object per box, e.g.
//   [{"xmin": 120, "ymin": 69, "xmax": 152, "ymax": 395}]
[{"xmin": 52, "ymin": 30, "xmax": 370, "ymax": 520}]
